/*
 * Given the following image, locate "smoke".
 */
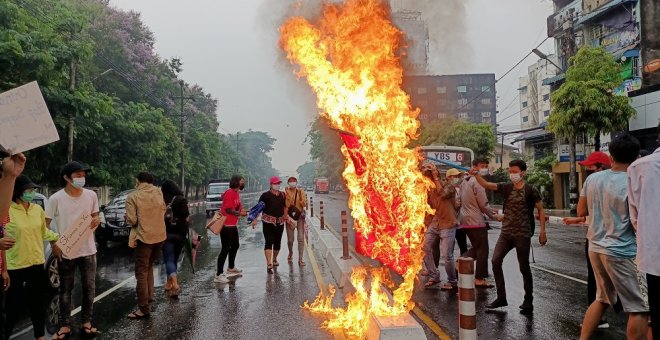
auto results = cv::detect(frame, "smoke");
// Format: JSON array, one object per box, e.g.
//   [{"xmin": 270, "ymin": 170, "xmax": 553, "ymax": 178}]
[{"xmin": 394, "ymin": 0, "xmax": 474, "ymax": 74}]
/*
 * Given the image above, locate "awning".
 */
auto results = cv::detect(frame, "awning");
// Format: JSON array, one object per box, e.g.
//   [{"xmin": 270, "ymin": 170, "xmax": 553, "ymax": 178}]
[
  {"xmin": 542, "ymin": 73, "xmax": 566, "ymax": 86},
  {"xmin": 576, "ymin": 0, "xmax": 637, "ymax": 27},
  {"xmin": 512, "ymin": 123, "xmax": 552, "ymax": 143},
  {"xmin": 623, "ymin": 49, "xmax": 639, "ymax": 58}
]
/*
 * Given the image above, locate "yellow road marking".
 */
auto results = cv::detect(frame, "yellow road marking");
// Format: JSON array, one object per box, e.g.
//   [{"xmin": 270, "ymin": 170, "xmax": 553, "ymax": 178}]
[
  {"xmin": 324, "ymin": 221, "xmax": 452, "ymax": 339},
  {"xmin": 306, "ymin": 235, "xmax": 328, "ymax": 296}
]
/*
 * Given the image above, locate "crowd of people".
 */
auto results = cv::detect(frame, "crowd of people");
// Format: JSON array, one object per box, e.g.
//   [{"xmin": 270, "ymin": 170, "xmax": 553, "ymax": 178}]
[{"xmin": 420, "ymin": 132, "xmax": 658, "ymax": 339}]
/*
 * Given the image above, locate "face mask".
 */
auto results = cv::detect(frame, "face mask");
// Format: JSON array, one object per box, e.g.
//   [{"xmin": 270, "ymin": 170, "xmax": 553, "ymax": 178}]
[
  {"xmin": 451, "ymin": 178, "xmax": 461, "ymax": 186},
  {"xmin": 21, "ymin": 191, "xmax": 36, "ymax": 202},
  {"xmin": 271, "ymin": 184, "xmax": 281, "ymax": 191},
  {"xmin": 479, "ymin": 168, "xmax": 490, "ymax": 176},
  {"xmin": 509, "ymin": 173, "xmax": 522, "ymax": 183},
  {"xmin": 288, "ymin": 182, "xmax": 297, "ymax": 188},
  {"xmin": 71, "ymin": 177, "xmax": 85, "ymax": 188},
  {"xmin": 239, "ymin": 184, "xmax": 245, "ymax": 191}
]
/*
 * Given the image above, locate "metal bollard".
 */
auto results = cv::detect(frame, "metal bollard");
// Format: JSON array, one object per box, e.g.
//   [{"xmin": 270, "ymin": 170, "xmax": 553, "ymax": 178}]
[
  {"xmin": 310, "ymin": 196, "xmax": 314, "ymax": 217},
  {"xmin": 340, "ymin": 211, "xmax": 352, "ymax": 260},
  {"xmin": 320, "ymin": 200, "xmax": 325, "ymax": 230},
  {"xmin": 458, "ymin": 257, "xmax": 477, "ymax": 340}
]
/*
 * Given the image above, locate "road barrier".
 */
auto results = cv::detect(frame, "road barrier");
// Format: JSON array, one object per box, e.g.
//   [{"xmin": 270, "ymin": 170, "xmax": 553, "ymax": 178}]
[
  {"xmin": 340, "ymin": 210, "xmax": 352, "ymax": 260},
  {"xmin": 310, "ymin": 196, "xmax": 314, "ymax": 217},
  {"xmin": 458, "ymin": 257, "xmax": 477, "ymax": 340},
  {"xmin": 320, "ymin": 200, "xmax": 325, "ymax": 230}
]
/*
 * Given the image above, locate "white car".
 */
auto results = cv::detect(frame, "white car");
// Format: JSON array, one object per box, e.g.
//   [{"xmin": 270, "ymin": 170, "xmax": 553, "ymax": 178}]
[{"xmin": 32, "ymin": 193, "xmax": 60, "ymax": 289}]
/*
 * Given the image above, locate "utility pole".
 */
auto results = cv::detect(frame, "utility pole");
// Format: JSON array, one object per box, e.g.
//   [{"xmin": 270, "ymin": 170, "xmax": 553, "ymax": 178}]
[
  {"xmin": 171, "ymin": 80, "xmax": 195, "ymax": 191},
  {"xmin": 67, "ymin": 60, "xmax": 76, "ymax": 162}
]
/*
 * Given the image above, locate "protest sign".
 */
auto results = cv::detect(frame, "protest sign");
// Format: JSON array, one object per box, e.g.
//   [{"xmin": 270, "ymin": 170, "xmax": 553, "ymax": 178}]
[{"xmin": 55, "ymin": 212, "xmax": 93, "ymax": 259}]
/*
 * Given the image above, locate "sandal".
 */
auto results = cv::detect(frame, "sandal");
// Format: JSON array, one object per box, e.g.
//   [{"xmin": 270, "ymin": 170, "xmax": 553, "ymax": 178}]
[
  {"xmin": 475, "ymin": 280, "xmax": 495, "ymax": 288},
  {"xmin": 52, "ymin": 329, "xmax": 71, "ymax": 340},
  {"xmin": 425, "ymin": 279, "xmax": 439, "ymax": 288},
  {"xmin": 298, "ymin": 260, "xmax": 306, "ymax": 266},
  {"xmin": 287, "ymin": 254, "xmax": 293, "ymax": 263},
  {"xmin": 440, "ymin": 283, "xmax": 456, "ymax": 291},
  {"xmin": 273, "ymin": 261, "xmax": 280, "ymax": 266},
  {"xmin": 267, "ymin": 264, "xmax": 273, "ymax": 274},
  {"xmin": 80, "ymin": 325, "xmax": 98, "ymax": 337},
  {"xmin": 127, "ymin": 310, "xmax": 150, "ymax": 319}
]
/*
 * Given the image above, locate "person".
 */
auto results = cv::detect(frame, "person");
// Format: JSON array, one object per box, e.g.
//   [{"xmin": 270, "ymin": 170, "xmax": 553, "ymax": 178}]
[
  {"xmin": 563, "ymin": 151, "xmax": 614, "ymax": 329},
  {"xmin": 251, "ymin": 176, "xmax": 287, "ymax": 274},
  {"xmin": 449, "ymin": 168, "xmax": 468, "ymax": 256},
  {"xmin": 459, "ymin": 158, "xmax": 496, "ymax": 288},
  {"xmin": 160, "ymin": 179, "xmax": 190, "ymax": 296},
  {"xmin": 125, "ymin": 172, "xmax": 167, "ymax": 319},
  {"xmin": 214, "ymin": 175, "xmax": 246, "ymax": 284},
  {"xmin": 4, "ymin": 175, "xmax": 60, "ymax": 340},
  {"xmin": 422, "ymin": 163, "xmax": 459, "ymax": 291},
  {"xmin": 285, "ymin": 176, "xmax": 307, "ymax": 267},
  {"xmin": 470, "ymin": 159, "xmax": 547, "ymax": 314},
  {"xmin": 628, "ymin": 130, "xmax": 660, "ymax": 340},
  {"xmin": 46, "ymin": 162, "xmax": 101, "ymax": 339},
  {"xmin": 0, "ymin": 152, "xmax": 26, "ymax": 340},
  {"xmin": 578, "ymin": 134, "xmax": 649, "ymax": 340}
]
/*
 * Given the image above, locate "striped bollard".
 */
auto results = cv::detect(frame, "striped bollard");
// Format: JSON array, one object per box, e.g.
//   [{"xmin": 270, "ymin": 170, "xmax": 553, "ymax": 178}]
[
  {"xmin": 320, "ymin": 200, "xmax": 325, "ymax": 230},
  {"xmin": 340, "ymin": 211, "xmax": 351, "ymax": 260},
  {"xmin": 310, "ymin": 196, "xmax": 314, "ymax": 217},
  {"xmin": 458, "ymin": 257, "xmax": 477, "ymax": 339}
]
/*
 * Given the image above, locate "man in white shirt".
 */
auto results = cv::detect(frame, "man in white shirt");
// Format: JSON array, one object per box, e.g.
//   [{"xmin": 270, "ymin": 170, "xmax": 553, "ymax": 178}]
[
  {"xmin": 46, "ymin": 161, "xmax": 100, "ymax": 339},
  {"xmin": 628, "ymin": 126, "xmax": 660, "ymax": 340}
]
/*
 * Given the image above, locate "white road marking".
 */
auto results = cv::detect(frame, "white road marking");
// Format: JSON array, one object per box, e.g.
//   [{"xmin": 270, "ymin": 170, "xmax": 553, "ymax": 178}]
[
  {"xmin": 531, "ymin": 264, "xmax": 587, "ymax": 285},
  {"xmin": 10, "ymin": 276, "xmax": 136, "ymax": 339}
]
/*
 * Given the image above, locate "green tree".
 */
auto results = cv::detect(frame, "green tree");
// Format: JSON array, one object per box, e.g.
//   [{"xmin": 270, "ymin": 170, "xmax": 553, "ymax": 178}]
[
  {"xmin": 307, "ymin": 117, "xmax": 345, "ymax": 188},
  {"xmin": 296, "ymin": 162, "xmax": 317, "ymax": 186},
  {"xmin": 412, "ymin": 119, "xmax": 497, "ymax": 159},
  {"xmin": 525, "ymin": 155, "xmax": 555, "ymax": 208},
  {"xmin": 547, "ymin": 46, "xmax": 636, "ymax": 214}
]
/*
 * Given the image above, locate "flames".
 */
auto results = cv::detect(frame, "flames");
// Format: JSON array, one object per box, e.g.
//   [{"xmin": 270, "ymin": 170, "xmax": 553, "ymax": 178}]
[{"xmin": 280, "ymin": 0, "xmax": 430, "ymax": 338}]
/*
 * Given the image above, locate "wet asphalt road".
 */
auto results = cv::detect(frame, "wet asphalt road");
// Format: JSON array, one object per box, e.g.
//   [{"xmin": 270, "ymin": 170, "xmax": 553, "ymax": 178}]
[
  {"xmin": 314, "ymin": 192, "xmax": 629, "ymax": 339},
  {"xmin": 11, "ymin": 193, "xmax": 341, "ymax": 340}
]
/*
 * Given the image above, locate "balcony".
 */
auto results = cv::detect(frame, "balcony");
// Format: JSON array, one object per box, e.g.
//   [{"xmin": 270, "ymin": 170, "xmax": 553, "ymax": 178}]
[{"xmin": 547, "ymin": 0, "xmax": 582, "ymax": 37}]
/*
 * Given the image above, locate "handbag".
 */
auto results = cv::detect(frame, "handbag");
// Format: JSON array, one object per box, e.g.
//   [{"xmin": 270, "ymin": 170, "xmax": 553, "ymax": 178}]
[
  {"xmin": 205, "ymin": 211, "xmax": 226, "ymax": 235},
  {"xmin": 287, "ymin": 189, "xmax": 302, "ymax": 221}
]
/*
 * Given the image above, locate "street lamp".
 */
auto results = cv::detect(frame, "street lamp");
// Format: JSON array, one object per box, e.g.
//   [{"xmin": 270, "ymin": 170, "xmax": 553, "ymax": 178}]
[{"xmin": 532, "ymin": 49, "xmax": 564, "ymax": 72}]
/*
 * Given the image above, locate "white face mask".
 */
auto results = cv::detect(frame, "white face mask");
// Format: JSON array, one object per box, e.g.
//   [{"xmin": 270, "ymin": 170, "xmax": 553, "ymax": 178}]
[
  {"xmin": 479, "ymin": 168, "xmax": 490, "ymax": 176},
  {"xmin": 509, "ymin": 173, "xmax": 522, "ymax": 183},
  {"xmin": 288, "ymin": 182, "xmax": 297, "ymax": 188},
  {"xmin": 451, "ymin": 178, "xmax": 461, "ymax": 186},
  {"xmin": 271, "ymin": 184, "xmax": 281, "ymax": 191},
  {"xmin": 72, "ymin": 177, "xmax": 86, "ymax": 188}
]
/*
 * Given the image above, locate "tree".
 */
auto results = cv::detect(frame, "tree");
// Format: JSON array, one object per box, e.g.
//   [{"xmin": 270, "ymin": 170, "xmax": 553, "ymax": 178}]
[
  {"xmin": 547, "ymin": 46, "xmax": 636, "ymax": 214},
  {"xmin": 411, "ymin": 119, "xmax": 497, "ymax": 159},
  {"xmin": 525, "ymin": 155, "xmax": 555, "ymax": 208},
  {"xmin": 296, "ymin": 162, "xmax": 317, "ymax": 186},
  {"xmin": 307, "ymin": 117, "xmax": 345, "ymax": 188}
]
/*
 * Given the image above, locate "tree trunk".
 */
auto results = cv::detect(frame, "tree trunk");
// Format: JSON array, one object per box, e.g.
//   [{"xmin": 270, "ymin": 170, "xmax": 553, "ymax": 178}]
[
  {"xmin": 569, "ymin": 137, "xmax": 578, "ymax": 217},
  {"xmin": 594, "ymin": 129, "xmax": 601, "ymax": 151}
]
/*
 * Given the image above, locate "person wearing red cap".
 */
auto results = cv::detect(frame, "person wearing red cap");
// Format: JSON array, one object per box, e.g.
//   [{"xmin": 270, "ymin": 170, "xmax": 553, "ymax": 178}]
[
  {"xmin": 564, "ymin": 150, "xmax": 616, "ymax": 329},
  {"xmin": 252, "ymin": 176, "xmax": 287, "ymax": 273}
]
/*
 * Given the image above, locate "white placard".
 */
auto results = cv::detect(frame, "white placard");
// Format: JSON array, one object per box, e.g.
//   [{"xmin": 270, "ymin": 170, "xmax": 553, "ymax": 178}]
[
  {"xmin": 55, "ymin": 212, "xmax": 93, "ymax": 259},
  {"xmin": 0, "ymin": 81, "xmax": 60, "ymax": 153}
]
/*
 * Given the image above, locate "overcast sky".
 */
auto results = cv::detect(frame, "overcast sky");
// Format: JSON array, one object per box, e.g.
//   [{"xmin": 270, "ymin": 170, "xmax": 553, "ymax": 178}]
[{"xmin": 109, "ymin": 0, "xmax": 554, "ymax": 175}]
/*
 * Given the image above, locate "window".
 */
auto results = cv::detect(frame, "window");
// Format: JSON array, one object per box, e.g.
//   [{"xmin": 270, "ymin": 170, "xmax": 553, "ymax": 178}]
[
  {"xmin": 417, "ymin": 87, "xmax": 427, "ymax": 94},
  {"xmin": 420, "ymin": 113, "xmax": 428, "ymax": 120},
  {"xmin": 522, "ymin": 116, "xmax": 529, "ymax": 122},
  {"xmin": 458, "ymin": 112, "xmax": 469, "ymax": 120},
  {"xmin": 418, "ymin": 100, "xmax": 428, "ymax": 106},
  {"xmin": 481, "ymin": 111, "xmax": 491, "ymax": 118},
  {"xmin": 482, "ymin": 117, "xmax": 491, "ymax": 123},
  {"xmin": 437, "ymin": 99, "xmax": 447, "ymax": 106},
  {"xmin": 457, "ymin": 85, "xmax": 467, "ymax": 93},
  {"xmin": 543, "ymin": 94, "xmax": 550, "ymax": 101},
  {"xmin": 481, "ymin": 98, "xmax": 491, "ymax": 105},
  {"xmin": 522, "ymin": 101, "xmax": 528, "ymax": 108},
  {"xmin": 436, "ymin": 86, "xmax": 447, "ymax": 94},
  {"xmin": 457, "ymin": 98, "xmax": 468, "ymax": 106},
  {"xmin": 437, "ymin": 113, "xmax": 447, "ymax": 119},
  {"xmin": 544, "ymin": 110, "xmax": 550, "ymax": 117},
  {"xmin": 481, "ymin": 86, "xmax": 491, "ymax": 92},
  {"xmin": 495, "ymin": 154, "xmax": 502, "ymax": 164}
]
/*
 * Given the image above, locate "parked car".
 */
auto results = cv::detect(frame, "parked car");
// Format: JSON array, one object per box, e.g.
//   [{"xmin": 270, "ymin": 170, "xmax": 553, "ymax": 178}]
[
  {"xmin": 33, "ymin": 193, "xmax": 60, "ymax": 290},
  {"xmin": 205, "ymin": 180, "xmax": 230, "ymax": 217},
  {"xmin": 95, "ymin": 189, "xmax": 134, "ymax": 248}
]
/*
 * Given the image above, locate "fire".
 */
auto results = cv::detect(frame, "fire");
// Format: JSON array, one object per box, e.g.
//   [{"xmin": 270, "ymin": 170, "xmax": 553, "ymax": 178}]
[{"xmin": 280, "ymin": 0, "xmax": 430, "ymax": 338}]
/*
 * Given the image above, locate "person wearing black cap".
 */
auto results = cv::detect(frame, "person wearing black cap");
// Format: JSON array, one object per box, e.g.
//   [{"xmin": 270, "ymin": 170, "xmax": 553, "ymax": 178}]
[
  {"xmin": 45, "ymin": 161, "xmax": 100, "ymax": 339},
  {"xmin": 4, "ymin": 175, "xmax": 59, "ymax": 340}
]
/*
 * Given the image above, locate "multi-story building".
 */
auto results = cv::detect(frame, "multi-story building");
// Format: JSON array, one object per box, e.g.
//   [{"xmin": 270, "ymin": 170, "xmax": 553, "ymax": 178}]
[
  {"xmin": 391, "ymin": 9, "xmax": 429, "ymax": 76},
  {"xmin": 519, "ymin": 56, "xmax": 560, "ymax": 129},
  {"xmin": 403, "ymin": 74, "xmax": 497, "ymax": 127}
]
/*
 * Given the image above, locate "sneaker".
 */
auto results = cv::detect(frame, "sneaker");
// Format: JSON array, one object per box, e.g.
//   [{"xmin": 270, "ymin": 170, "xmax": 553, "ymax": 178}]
[
  {"xmin": 226, "ymin": 269, "xmax": 242, "ymax": 278},
  {"xmin": 213, "ymin": 274, "xmax": 229, "ymax": 284},
  {"xmin": 227, "ymin": 267, "xmax": 243, "ymax": 274},
  {"xmin": 598, "ymin": 320, "xmax": 610, "ymax": 329}
]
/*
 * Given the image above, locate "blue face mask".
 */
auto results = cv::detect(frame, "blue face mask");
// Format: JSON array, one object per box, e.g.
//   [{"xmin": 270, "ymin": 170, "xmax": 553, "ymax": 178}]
[
  {"xmin": 72, "ymin": 177, "xmax": 86, "ymax": 188},
  {"xmin": 21, "ymin": 191, "xmax": 36, "ymax": 202}
]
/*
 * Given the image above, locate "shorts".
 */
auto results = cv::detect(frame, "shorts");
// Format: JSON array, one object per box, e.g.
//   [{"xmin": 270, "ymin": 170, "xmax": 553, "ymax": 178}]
[{"xmin": 589, "ymin": 251, "xmax": 649, "ymax": 313}]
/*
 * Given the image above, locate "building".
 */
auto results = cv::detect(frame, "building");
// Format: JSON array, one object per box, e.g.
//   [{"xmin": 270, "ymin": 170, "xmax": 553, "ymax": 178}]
[
  {"xmin": 519, "ymin": 56, "xmax": 560, "ymax": 129},
  {"xmin": 391, "ymin": 9, "xmax": 429, "ymax": 75},
  {"xmin": 490, "ymin": 144, "xmax": 520, "ymax": 172},
  {"xmin": 403, "ymin": 74, "xmax": 497, "ymax": 127}
]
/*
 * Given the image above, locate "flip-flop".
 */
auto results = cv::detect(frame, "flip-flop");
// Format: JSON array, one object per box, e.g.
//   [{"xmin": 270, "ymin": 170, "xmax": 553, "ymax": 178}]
[
  {"xmin": 425, "ymin": 279, "xmax": 439, "ymax": 288},
  {"xmin": 127, "ymin": 311, "xmax": 150, "ymax": 320},
  {"xmin": 273, "ymin": 261, "xmax": 280, "ymax": 266},
  {"xmin": 267, "ymin": 264, "xmax": 274, "ymax": 274},
  {"xmin": 52, "ymin": 329, "xmax": 71, "ymax": 340},
  {"xmin": 298, "ymin": 260, "xmax": 306, "ymax": 267},
  {"xmin": 287, "ymin": 255, "xmax": 293, "ymax": 263},
  {"xmin": 80, "ymin": 325, "xmax": 98, "ymax": 337},
  {"xmin": 475, "ymin": 281, "xmax": 495, "ymax": 288}
]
